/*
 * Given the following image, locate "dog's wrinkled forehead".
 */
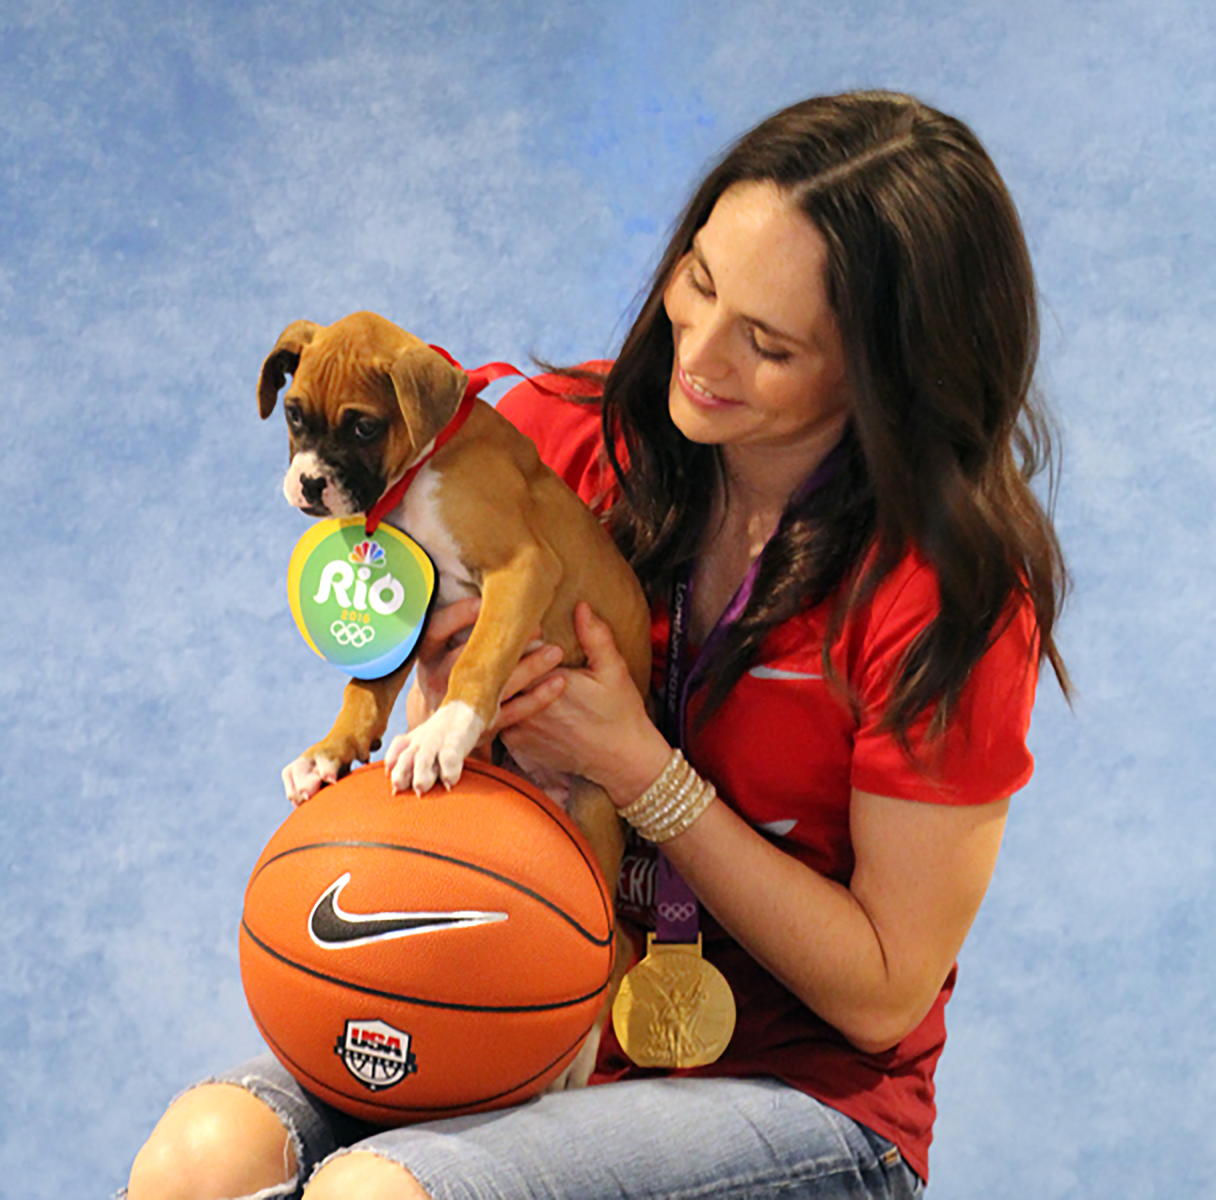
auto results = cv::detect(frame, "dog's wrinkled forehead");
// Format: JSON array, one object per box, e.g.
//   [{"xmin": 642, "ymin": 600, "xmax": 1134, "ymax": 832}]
[
  {"xmin": 288, "ymin": 340, "xmax": 397, "ymax": 414},
  {"xmin": 260, "ymin": 314, "xmax": 465, "ymax": 422},
  {"xmin": 287, "ymin": 315, "xmax": 424, "ymax": 410}
]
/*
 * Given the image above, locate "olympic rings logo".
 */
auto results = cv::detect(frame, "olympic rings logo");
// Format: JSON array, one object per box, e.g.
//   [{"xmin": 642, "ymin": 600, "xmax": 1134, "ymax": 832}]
[
  {"xmin": 330, "ymin": 619, "xmax": 376, "ymax": 648},
  {"xmin": 656, "ymin": 901, "xmax": 697, "ymax": 923}
]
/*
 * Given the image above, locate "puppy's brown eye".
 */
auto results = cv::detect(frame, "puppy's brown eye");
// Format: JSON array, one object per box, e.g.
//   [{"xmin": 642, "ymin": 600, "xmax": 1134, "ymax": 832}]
[
  {"xmin": 285, "ymin": 404, "xmax": 304, "ymax": 429},
  {"xmin": 353, "ymin": 417, "xmax": 383, "ymax": 443}
]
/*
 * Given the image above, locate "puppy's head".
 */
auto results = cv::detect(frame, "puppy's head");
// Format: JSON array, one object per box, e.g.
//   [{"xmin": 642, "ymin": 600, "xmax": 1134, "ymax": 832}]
[{"xmin": 258, "ymin": 311, "xmax": 469, "ymax": 517}]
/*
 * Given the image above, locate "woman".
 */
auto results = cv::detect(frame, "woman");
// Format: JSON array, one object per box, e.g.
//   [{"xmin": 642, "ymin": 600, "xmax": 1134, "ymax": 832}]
[{"xmin": 124, "ymin": 91, "xmax": 1067, "ymax": 1199}]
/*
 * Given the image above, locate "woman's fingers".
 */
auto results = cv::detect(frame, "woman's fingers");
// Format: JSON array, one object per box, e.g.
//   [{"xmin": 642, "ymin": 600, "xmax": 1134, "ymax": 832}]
[
  {"xmin": 418, "ymin": 597, "xmax": 480, "ymax": 656},
  {"xmin": 495, "ymin": 670, "xmax": 567, "ymax": 732},
  {"xmin": 411, "ymin": 599, "xmax": 483, "ymax": 718},
  {"xmin": 501, "ymin": 643, "xmax": 565, "ymax": 703},
  {"xmin": 486, "ymin": 642, "xmax": 565, "ymax": 737},
  {"xmin": 574, "ymin": 602, "xmax": 630, "ymax": 681}
]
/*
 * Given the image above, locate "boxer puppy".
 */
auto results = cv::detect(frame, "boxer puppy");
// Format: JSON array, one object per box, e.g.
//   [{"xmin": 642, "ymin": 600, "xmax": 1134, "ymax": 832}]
[{"xmin": 259, "ymin": 311, "xmax": 649, "ymax": 1084}]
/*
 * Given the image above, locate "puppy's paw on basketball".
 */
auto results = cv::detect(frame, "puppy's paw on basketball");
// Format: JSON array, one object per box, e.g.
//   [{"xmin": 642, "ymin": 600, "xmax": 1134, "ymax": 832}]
[
  {"xmin": 390, "ymin": 703, "xmax": 485, "ymax": 794},
  {"xmin": 282, "ymin": 753, "xmax": 339, "ymax": 806},
  {"xmin": 384, "ymin": 732, "xmax": 415, "ymax": 794}
]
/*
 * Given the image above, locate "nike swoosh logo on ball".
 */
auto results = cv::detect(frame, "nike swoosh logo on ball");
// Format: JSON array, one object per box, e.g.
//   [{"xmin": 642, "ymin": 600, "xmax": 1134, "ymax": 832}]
[{"xmin": 308, "ymin": 873, "xmax": 508, "ymax": 949}]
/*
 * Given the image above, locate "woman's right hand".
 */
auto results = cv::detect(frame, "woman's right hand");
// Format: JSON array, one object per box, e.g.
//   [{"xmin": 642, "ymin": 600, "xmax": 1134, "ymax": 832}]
[
  {"xmin": 404, "ymin": 597, "xmax": 481, "ymax": 729},
  {"xmin": 403, "ymin": 597, "xmax": 567, "ymax": 738},
  {"xmin": 499, "ymin": 603, "xmax": 671, "ymax": 806}
]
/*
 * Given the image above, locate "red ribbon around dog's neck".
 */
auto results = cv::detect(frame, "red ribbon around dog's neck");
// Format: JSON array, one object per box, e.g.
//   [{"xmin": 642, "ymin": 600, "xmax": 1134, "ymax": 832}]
[{"xmin": 363, "ymin": 347, "xmax": 531, "ymax": 536}]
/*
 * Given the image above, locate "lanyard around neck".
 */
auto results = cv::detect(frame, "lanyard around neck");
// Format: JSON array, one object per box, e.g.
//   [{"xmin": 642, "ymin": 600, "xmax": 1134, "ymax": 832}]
[{"xmin": 653, "ymin": 438, "xmax": 846, "ymax": 944}]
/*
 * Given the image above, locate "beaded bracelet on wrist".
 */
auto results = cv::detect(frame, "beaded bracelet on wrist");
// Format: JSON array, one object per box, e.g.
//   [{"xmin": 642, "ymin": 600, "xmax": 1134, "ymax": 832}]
[{"xmin": 619, "ymin": 749, "xmax": 717, "ymax": 843}]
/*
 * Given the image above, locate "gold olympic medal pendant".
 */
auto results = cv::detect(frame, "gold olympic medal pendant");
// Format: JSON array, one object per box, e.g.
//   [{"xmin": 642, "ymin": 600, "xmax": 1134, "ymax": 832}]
[{"xmin": 612, "ymin": 934, "xmax": 736, "ymax": 1068}]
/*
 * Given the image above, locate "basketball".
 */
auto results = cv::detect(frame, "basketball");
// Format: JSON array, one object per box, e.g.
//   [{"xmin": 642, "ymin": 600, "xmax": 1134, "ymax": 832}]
[{"xmin": 239, "ymin": 760, "xmax": 614, "ymax": 1124}]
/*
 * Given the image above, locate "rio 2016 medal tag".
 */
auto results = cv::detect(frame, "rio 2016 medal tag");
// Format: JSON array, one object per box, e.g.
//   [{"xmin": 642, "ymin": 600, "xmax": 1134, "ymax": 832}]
[
  {"xmin": 612, "ymin": 934, "xmax": 736, "ymax": 1069},
  {"xmin": 287, "ymin": 518, "xmax": 435, "ymax": 680}
]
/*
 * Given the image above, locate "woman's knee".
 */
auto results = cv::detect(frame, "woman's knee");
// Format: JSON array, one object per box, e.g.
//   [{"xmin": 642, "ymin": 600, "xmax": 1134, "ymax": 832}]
[
  {"xmin": 126, "ymin": 1082, "xmax": 298, "ymax": 1200},
  {"xmin": 304, "ymin": 1151, "xmax": 431, "ymax": 1200}
]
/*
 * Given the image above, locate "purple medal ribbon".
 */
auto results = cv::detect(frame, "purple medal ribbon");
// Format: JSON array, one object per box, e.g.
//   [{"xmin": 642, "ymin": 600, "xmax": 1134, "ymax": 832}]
[{"xmin": 653, "ymin": 441, "xmax": 846, "ymax": 945}]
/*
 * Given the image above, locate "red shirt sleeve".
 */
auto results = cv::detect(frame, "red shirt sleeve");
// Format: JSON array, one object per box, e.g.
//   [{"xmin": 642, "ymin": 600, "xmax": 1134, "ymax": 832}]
[{"xmin": 848, "ymin": 560, "xmax": 1039, "ymax": 805}]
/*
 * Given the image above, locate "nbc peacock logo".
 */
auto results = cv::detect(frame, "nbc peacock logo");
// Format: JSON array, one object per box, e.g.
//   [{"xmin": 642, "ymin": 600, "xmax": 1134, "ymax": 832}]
[{"xmin": 349, "ymin": 540, "xmax": 386, "ymax": 568}]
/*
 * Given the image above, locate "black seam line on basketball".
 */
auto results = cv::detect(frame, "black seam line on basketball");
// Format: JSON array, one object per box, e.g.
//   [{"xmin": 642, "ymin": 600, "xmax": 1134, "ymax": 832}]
[
  {"xmin": 249, "ymin": 1000, "xmax": 593, "ymax": 1116},
  {"xmin": 505, "ymin": 780, "xmax": 615, "ymax": 937},
  {"xmin": 242, "ymin": 919, "xmax": 609, "ymax": 1013},
  {"xmin": 253, "ymin": 840, "xmax": 612, "ymax": 948},
  {"xmin": 279, "ymin": 767, "xmax": 614, "ymax": 940}
]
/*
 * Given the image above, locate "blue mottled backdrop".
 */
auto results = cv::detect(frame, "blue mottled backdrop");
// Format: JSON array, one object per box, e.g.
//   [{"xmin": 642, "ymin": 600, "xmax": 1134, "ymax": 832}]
[{"xmin": 1, "ymin": 1, "xmax": 1212, "ymax": 1195}]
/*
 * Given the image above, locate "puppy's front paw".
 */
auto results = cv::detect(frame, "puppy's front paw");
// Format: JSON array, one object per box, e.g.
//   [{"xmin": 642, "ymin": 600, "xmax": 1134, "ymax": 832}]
[
  {"xmin": 282, "ymin": 752, "xmax": 342, "ymax": 806},
  {"xmin": 386, "ymin": 702, "xmax": 485, "ymax": 794}
]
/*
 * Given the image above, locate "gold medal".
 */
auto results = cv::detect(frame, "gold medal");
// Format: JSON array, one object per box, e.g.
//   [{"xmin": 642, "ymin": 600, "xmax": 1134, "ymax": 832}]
[{"xmin": 612, "ymin": 934, "xmax": 736, "ymax": 1068}]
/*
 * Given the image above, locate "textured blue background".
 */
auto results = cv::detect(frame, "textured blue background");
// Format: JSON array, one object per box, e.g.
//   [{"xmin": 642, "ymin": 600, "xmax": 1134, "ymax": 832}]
[{"xmin": 1, "ymin": 2, "xmax": 1212, "ymax": 1196}]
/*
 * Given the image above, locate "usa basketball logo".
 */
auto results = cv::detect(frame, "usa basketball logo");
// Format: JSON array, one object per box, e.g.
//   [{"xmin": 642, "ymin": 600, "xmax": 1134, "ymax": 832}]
[{"xmin": 335, "ymin": 1018, "xmax": 419, "ymax": 1091}]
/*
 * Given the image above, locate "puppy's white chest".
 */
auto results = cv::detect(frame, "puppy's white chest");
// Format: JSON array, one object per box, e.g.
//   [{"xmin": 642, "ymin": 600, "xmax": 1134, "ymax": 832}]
[{"xmin": 385, "ymin": 465, "xmax": 476, "ymax": 605}]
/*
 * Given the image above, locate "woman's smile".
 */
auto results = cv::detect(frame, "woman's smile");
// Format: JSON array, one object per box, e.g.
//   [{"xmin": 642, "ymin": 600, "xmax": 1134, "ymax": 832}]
[{"xmin": 675, "ymin": 364, "xmax": 743, "ymax": 410}]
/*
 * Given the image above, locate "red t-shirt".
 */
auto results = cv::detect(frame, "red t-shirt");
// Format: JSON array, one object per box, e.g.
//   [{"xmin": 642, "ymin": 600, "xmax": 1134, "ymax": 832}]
[{"xmin": 497, "ymin": 371, "xmax": 1039, "ymax": 1182}]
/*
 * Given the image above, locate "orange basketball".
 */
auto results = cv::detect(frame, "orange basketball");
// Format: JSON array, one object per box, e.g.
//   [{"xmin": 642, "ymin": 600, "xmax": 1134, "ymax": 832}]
[{"xmin": 239, "ymin": 760, "xmax": 614, "ymax": 1123}]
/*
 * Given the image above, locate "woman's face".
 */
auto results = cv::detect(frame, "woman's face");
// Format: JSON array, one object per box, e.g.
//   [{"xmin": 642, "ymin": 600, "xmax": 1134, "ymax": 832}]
[{"xmin": 663, "ymin": 181, "xmax": 851, "ymax": 461}]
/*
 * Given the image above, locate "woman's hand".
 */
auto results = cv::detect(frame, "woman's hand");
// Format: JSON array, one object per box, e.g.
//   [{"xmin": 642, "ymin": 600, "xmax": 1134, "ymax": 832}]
[
  {"xmin": 402, "ymin": 598, "xmax": 567, "ymax": 741},
  {"xmin": 500, "ymin": 603, "xmax": 671, "ymax": 807},
  {"xmin": 404, "ymin": 598, "xmax": 480, "ymax": 728}
]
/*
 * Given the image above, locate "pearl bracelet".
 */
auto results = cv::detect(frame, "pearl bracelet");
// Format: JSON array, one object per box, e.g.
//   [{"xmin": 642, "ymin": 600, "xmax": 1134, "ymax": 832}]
[{"xmin": 619, "ymin": 749, "xmax": 717, "ymax": 843}]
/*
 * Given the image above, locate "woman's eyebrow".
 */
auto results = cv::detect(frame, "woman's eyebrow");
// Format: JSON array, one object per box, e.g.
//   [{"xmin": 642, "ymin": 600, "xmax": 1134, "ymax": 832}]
[{"xmin": 690, "ymin": 238, "xmax": 808, "ymax": 348}]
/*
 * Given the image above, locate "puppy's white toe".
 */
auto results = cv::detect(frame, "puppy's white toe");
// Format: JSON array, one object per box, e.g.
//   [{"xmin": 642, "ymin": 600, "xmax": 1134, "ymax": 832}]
[
  {"xmin": 388, "ymin": 742, "xmax": 416, "ymax": 794},
  {"xmin": 412, "ymin": 751, "xmax": 440, "ymax": 795},
  {"xmin": 437, "ymin": 743, "xmax": 468, "ymax": 790},
  {"xmin": 314, "ymin": 754, "xmax": 341, "ymax": 783}
]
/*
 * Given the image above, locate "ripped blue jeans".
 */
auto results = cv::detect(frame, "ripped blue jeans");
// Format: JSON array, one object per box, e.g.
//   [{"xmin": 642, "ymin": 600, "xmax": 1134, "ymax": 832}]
[{"xmin": 121, "ymin": 1051, "xmax": 924, "ymax": 1199}]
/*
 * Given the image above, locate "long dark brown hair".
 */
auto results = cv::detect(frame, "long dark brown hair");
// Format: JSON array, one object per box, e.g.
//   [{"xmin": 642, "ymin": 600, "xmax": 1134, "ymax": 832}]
[{"xmin": 598, "ymin": 91, "xmax": 1069, "ymax": 741}]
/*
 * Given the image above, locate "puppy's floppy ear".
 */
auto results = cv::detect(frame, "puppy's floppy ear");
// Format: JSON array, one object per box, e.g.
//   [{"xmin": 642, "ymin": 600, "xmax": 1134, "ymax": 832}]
[
  {"xmin": 258, "ymin": 320, "xmax": 322, "ymax": 419},
  {"xmin": 389, "ymin": 344, "xmax": 470, "ymax": 453}
]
